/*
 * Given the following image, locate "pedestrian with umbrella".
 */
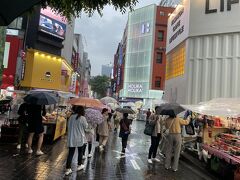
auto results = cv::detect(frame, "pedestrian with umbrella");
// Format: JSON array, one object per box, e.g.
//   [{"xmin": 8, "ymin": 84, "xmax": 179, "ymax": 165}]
[
  {"xmin": 24, "ymin": 92, "xmax": 58, "ymax": 155},
  {"xmin": 83, "ymin": 108, "xmax": 104, "ymax": 158},
  {"xmin": 156, "ymin": 103, "xmax": 190, "ymax": 172},
  {"xmin": 65, "ymin": 106, "xmax": 88, "ymax": 176},
  {"xmin": 116, "ymin": 107, "xmax": 135, "ymax": 153},
  {"xmin": 97, "ymin": 108, "xmax": 111, "ymax": 152},
  {"xmin": 119, "ymin": 113, "xmax": 132, "ymax": 154}
]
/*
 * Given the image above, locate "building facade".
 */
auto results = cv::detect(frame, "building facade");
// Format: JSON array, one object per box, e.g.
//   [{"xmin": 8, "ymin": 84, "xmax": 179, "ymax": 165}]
[
  {"xmin": 164, "ymin": 0, "xmax": 240, "ymax": 104},
  {"xmin": 113, "ymin": 25, "xmax": 127, "ymax": 98},
  {"xmin": 101, "ymin": 64, "xmax": 113, "ymax": 77},
  {"xmin": 119, "ymin": 4, "xmax": 174, "ymax": 106}
]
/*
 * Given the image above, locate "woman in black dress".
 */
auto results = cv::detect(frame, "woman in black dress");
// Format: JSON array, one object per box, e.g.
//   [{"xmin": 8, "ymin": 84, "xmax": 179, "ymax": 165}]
[{"xmin": 27, "ymin": 105, "xmax": 46, "ymax": 155}]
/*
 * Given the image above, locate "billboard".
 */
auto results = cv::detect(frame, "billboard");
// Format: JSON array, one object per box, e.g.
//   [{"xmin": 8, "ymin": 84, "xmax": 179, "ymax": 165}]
[
  {"xmin": 166, "ymin": 1, "xmax": 190, "ymax": 53},
  {"xmin": 39, "ymin": 7, "xmax": 67, "ymax": 39}
]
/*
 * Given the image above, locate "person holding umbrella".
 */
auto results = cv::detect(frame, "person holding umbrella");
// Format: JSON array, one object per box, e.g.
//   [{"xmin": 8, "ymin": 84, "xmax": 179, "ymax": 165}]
[
  {"xmin": 119, "ymin": 113, "xmax": 132, "ymax": 154},
  {"xmin": 164, "ymin": 113, "xmax": 190, "ymax": 172},
  {"xmin": 24, "ymin": 92, "xmax": 58, "ymax": 155},
  {"xmin": 65, "ymin": 106, "xmax": 88, "ymax": 176},
  {"xmin": 97, "ymin": 108, "xmax": 111, "ymax": 152},
  {"xmin": 147, "ymin": 111, "xmax": 162, "ymax": 164}
]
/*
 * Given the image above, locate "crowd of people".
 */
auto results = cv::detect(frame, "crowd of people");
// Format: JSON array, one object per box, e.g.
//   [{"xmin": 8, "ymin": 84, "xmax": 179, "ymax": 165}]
[{"xmin": 16, "ymin": 102, "xmax": 190, "ymax": 176}]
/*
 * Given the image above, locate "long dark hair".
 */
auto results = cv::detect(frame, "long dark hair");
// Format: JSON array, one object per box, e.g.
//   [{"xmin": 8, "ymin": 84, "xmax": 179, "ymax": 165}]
[
  {"xmin": 102, "ymin": 108, "xmax": 108, "ymax": 114},
  {"xmin": 123, "ymin": 113, "xmax": 128, "ymax": 119},
  {"xmin": 75, "ymin": 106, "xmax": 85, "ymax": 120}
]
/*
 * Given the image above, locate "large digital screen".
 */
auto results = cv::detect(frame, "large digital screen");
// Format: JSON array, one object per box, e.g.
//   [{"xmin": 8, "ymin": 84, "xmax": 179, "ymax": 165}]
[{"xmin": 39, "ymin": 7, "xmax": 67, "ymax": 39}]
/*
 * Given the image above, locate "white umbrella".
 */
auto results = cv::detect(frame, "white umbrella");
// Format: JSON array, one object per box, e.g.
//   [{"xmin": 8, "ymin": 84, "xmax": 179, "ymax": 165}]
[
  {"xmin": 125, "ymin": 102, "xmax": 136, "ymax": 107},
  {"xmin": 100, "ymin": 96, "xmax": 117, "ymax": 105},
  {"xmin": 182, "ymin": 98, "xmax": 240, "ymax": 117},
  {"xmin": 107, "ymin": 103, "xmax": 120, "ymax": 110}
]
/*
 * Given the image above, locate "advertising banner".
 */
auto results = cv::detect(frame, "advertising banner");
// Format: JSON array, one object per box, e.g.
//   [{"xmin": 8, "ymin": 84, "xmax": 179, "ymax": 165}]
[
  {"xmin": 70, "ymin": 73, "xmax": 77, "ymax": 92},
  {"xmin": 39, "ymin": 7, "xmax": 67, "ymax": 39},
  {"xmin": 166, "ymin": 1, "xmax": 190, "ymax": 53},
  {"xmin": 74, "ymin": 53, "xmax": 79, "ymax": 71}
]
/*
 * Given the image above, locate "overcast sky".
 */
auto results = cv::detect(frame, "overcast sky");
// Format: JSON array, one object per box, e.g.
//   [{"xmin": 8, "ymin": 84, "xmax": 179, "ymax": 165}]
[{"xmin": 74, "ymin": 0, "xmax": 160, "ymax": 76}]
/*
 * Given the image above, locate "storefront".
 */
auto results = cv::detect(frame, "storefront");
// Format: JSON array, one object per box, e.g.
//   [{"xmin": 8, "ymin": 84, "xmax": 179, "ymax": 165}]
[
  {"xmin": 182, "ymin": 98, "xmax": 240, "ymax": 178},
  {"xmin": 164, "ymin": 0, "xmax": 240, "ymax": 104},
  {"xmin": 20, "ymin": 49, "xmax": 73, "ymax": 91}
]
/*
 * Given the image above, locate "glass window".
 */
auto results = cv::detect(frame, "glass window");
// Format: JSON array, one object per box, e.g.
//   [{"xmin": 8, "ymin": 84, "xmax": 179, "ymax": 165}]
[
  {"xmin": 156, "ymin": 52, "xmax": 163, "ymax": 64},
  {"xmin": 160, "ymin": 11, "xmax": 165, "ymax": 16},
  {"xmin": 158, "ymin": 31, "xmax": 164, "ymax": 41},
  {"xmin": 155, "ymin": 77, "xmax": 161, "ymax": 88}
]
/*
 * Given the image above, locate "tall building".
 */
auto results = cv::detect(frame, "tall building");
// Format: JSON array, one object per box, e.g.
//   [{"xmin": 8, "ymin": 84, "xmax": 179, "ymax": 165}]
[
  {"xmin": 164, "ymin": 0, "xmax": 240, "ymax": 104},
  {"xmin": 113, "ymin": 25, "xmax": 127, "ymax": 98},
  {"xmin": 101, "ymin": 64, "xmax": 113, "ymax": 77},
  {"xmin": 118, "ymin": 4, "xmax": 174, "ymax": 106},
  {"xmin": 79, "ymin": 52, "xmax": 91, "ymax": 97}
]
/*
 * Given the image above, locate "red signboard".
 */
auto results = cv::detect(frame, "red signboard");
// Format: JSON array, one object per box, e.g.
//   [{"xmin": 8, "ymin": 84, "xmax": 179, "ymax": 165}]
[{"xmin": 74, "ymin": 53, "xmax": 79, "ymax": 71}]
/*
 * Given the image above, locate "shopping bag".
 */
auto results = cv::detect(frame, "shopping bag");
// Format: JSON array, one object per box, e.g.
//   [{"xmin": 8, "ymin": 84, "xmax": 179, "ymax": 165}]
[
  {"xmin": 185, "ymin": 123, "xmax": 195, "ymax": 135},
  {"xmin": 144, "ymin": 121, "xmax": 155, "ymax": 136}
]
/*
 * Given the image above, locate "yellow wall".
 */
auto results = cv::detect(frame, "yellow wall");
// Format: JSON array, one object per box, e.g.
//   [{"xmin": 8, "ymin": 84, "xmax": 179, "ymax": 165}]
[
  {"xmin": 166, "ymin": 43, "xmax": 186, "ymax": 80},
  {"xmin": 21, "ymin": 49, "xmax": 73, "ymax": 91}
]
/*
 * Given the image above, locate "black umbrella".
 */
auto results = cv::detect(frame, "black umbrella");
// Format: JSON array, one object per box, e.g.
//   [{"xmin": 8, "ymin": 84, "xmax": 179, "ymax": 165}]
[
  {"xmin": 24, "ymin": 92, "xmax": 58, "ymax": 105},
  {"xmin": 0, "ymin": 0, "xmax": 41, "ymax": 25},
  {"xmin": 116, "ymin": 107, "xmax": 135, "ymax": 114},
  {"xmin": 155, "ymin": 103, "xmax": 185, "ymax": 116}
]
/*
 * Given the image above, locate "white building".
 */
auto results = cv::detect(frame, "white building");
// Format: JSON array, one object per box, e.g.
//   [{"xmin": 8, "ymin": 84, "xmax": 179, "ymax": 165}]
[{"xmin": 164, "ymin": 0, "xmax": 240, "ymax": 104}]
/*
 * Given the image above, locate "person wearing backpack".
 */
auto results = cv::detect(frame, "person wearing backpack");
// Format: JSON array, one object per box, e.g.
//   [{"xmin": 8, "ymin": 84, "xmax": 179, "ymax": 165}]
[
  {"xmin": 119, "ymin": 113, "xmax": 132, "ymax": 154},
  {"xmin": 164, "ymin": 114, "xmax": 190, "ymax": 172},
  {"xmin": 147, "ymin": 113, "xmax": 162, "ymax": 164}
]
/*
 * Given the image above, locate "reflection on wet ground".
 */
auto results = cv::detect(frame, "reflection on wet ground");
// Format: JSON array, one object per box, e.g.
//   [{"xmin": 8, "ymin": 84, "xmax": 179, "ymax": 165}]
[{"xmin": 0, "ymin": 120, "xmax": 216, "ymax": 180}]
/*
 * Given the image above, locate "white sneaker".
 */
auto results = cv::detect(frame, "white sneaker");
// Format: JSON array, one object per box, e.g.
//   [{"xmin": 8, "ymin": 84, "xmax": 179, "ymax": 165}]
[
  {"xmin": 17, "ymin": 144, "xmax": 21, "ymax": 149},
  {"xmin": 25, "ymin": 144, "xmax": 28, "ymax": 148},
  {"xmin": 148, "ymin": 159, "xmax": 153, "ymax": 164},
  {"xmin": 28, "ymin": 149, "xmax": 33, "ymax": 154},
  {"xmin": 65, "ymin": 168, "xmax": 72, "ymax": 176},
  {"xmin": 88, "ymin": 154, "xmax": 92, "ymax": 158},
  {"xmin": 152, "ymin": 158, "xmax": 161, "ymax": 162},
  {"xmin": 77, "ymin": 164, "xmax": 84, "ymax": 171},
  {"xmin": 36, "ymin": 150, "xmax": 44, "ymax": 156},
  {"xmin": 82, "ymin": 155, "xmax": 86, "ymax": 159}
]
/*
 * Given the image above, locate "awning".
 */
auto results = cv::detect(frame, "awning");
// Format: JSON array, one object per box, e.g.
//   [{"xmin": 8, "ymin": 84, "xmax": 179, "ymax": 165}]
[{"xmin": 0, "ymin": 0, "xmax": 41, "ymax": 25}]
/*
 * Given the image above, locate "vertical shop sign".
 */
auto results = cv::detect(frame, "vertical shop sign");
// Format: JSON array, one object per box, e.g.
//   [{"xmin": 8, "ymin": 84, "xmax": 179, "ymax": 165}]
[
  {"xmin": 117, "ymin": 67, "xmax": 121, "ymax": 86},
  {"xmin": 74, "ymin": 53, "xmax": 79, "ymax": 71},
  {"xmin": 0, "ymin": 27, "xmax": 6, "ymax": 85},
  {"xmin": 70, "ymin": 73, "xmax": 77, "ymax": 92}
]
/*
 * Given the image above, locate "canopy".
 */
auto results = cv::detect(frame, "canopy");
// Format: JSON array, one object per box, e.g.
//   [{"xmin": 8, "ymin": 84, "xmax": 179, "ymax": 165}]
[
  {"xmin": 0, "ymin": 0, "xmax": 41, "ymax": 25},
  {"xmin": 182, "ymin": 98, "xmax": 240, "ymax": 118}
]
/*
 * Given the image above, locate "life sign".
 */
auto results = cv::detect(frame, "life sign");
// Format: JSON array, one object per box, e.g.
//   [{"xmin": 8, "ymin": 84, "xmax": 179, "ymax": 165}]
[{"xmin": 205, "ymin": 0, "xmax": 239, "ymax": 14}]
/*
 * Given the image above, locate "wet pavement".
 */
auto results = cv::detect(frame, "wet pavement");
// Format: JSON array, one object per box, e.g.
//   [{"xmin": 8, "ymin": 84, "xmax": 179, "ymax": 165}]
[{"xmin": 0, "ymin": 119, "xmax": 217, "ymax": 180}]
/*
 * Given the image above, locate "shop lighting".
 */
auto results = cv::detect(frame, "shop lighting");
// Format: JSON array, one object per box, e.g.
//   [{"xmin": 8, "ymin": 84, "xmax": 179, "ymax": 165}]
[
  {"xmin": 35, "ymin": 52, "xmax": 39, "ymax": 55},
  {"xmin": 47, "ymin": 55, "xmax": 51, "ymax": 59},
  {"xmin": 41, "ymin": 54, "xmax": 45, "ymax": 57}
]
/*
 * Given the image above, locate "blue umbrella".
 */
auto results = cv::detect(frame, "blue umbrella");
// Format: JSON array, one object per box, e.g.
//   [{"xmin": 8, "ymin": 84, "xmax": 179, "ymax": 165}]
[{"xmin": 24, "ymin": 92, "xmax": 58, "ymax": 105}]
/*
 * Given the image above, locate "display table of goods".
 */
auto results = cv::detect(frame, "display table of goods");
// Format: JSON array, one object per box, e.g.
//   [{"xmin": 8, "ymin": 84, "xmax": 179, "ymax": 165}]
[
  {"xmin": 43, "ymin": 110, "xmax": 67, "ymax": 143},
  {"xmin": 203, "ymin": 133, "xmax": 240, "ymax": 164}
]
